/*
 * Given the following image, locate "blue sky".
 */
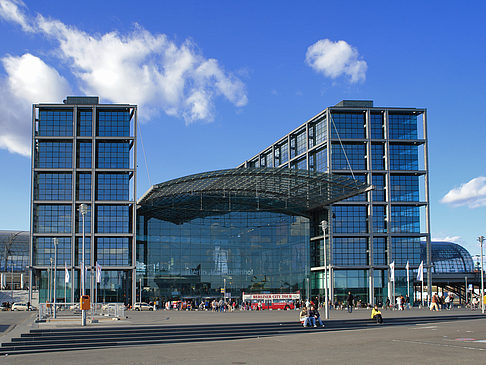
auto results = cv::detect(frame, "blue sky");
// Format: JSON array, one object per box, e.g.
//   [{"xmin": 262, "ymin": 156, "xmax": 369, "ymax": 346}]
[{"xmin": 0, "ymin": 0, "xmax": 485, "ymax": 254}]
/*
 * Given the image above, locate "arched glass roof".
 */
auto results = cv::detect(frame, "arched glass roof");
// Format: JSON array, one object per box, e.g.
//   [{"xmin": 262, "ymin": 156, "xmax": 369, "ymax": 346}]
[
  {"xmin": 138, "ymin": 168, "xmax": 371, "ymax": 224},
  {"xmin": 421, "ymin": 241, "xmax": 474, "ymax": 273}
]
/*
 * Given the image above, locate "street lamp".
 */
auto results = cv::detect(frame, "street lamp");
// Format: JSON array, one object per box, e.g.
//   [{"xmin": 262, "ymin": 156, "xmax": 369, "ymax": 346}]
[
  {"xmin": 479, "ymin": 236, "xmax": 484, "ymax": 314},
  {"xmin": 79, "ymin": 204, "xmax": 88, "ymax": 326},
  {"xmin": 53, "ymin": 238, "xmax": 58, "ymax": 319},
  {"xmin": 321, "ymin": 220, "xmax": 329, "ymax": 320}
]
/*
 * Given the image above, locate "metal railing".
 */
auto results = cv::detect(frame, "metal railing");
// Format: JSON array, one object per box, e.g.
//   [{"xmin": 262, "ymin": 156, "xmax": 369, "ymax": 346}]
[{"xmin": 38, "ymin": 302, "xmax": 125, "ymax": 321}]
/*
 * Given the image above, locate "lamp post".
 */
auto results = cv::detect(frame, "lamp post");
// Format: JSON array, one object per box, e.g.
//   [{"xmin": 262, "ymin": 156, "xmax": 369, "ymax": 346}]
[
  {"xmin": 479, "ymin": 236, "xmax": 484, "ymax": 314},
  {"xmin": 79, "ymin": 204, "xmax": 87, "ymax": 326},
  {"xmin": 49, "ymin": 258, "xmax": 53, "ymax": 305},
  {"xmin": 53, "ymin": 238, "xmax": 58, "ymax": 319},
  {"xmin": 321, "ymin": 220, "xmax": 329, "ymax": 320}
]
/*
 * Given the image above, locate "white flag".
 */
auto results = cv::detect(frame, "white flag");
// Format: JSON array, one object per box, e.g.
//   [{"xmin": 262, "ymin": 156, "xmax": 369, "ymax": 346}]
[
  {"xmin": 417, "ymin": 261, "xmax": 424, "ymax": 282},
  {"xmin": 406, "ymin": 261, "xmax": 410, "ymax": 281},
  {"xmin": 64, "ymin": 262, "xmax": 70, "ymax": 283},
  {"xmin": 389, "ymin": 261, "xmax": 395, "ymax": 282},
  {"xmin": 96, "ymin": 262, "xmax": 102, "ymax": 283}
]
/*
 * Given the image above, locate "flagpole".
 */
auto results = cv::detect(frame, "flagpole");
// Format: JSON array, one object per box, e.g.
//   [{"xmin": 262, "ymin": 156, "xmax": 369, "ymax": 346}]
[
  {"xmin": 421, "ymin": 278, "xmax": 424, "ymax": 307},
  {"xmin": 406, "ymin": 261, "xmax": 410, "ymax": 308},
  {"xmin": 64, "ymin": 265, "xmax": 66, "ymax": 306}
]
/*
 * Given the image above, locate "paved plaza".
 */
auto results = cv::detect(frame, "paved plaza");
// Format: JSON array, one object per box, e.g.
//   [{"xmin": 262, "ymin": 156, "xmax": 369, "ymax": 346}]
[{"xmin": 1, "ymin": 308, "xmax": 486, "ymax": 364}]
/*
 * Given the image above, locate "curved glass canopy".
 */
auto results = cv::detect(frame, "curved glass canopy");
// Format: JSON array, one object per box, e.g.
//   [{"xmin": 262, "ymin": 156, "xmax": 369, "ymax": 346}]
[
  {"xmin": 138, "ymin": 168, "xmax": 371, "ymax": 224},
  {"xmin": 423, "ymin": 241, "xmax": 474, "ymax": 273}
]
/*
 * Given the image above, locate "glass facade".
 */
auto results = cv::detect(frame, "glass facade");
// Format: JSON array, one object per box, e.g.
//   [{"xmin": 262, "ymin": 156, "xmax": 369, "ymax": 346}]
[
  {"xmin": 137, "ymin": 212, "xmax": 310, "ymax": 300},
  {"xmin": 240, "ymin": 101, "xmax": 429, "ymax": 305},
  {"xmin": 31, "ymin": 98, "xmax": 136, "ymax": 304}
]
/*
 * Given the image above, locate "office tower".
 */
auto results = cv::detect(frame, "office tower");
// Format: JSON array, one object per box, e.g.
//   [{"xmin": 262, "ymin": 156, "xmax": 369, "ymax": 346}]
[
  {"xmin": 240, "ymin": 100, "xmax": 430, "ymax": 304},
  {"xmin": 30, "ymin": 96, "xmax": 137, "ymax": 304}
]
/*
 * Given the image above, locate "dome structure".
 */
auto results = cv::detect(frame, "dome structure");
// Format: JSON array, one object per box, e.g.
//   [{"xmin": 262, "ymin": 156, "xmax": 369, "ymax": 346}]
[{"xmin": 421, "ymin": 241, "xmax": 474, "ymax": 273}]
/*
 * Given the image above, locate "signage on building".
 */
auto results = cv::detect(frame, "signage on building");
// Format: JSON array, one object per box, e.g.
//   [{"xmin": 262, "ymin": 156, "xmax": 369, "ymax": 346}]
[{"xmin": 242, "ymin": 293, "xmax": 301, "ymax": 301}]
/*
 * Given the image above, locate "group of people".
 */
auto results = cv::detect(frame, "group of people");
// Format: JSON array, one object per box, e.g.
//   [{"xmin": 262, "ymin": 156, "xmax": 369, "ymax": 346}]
[{"xmin": 299, "ymin": 304, "xmax": 324, "ymax": 327}]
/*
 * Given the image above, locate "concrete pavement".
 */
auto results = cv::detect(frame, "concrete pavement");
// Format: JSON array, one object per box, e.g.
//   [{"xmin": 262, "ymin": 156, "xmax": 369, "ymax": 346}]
[{"xmin": 1, "ymin": 308, "xmax": 485, "ymax": 364}]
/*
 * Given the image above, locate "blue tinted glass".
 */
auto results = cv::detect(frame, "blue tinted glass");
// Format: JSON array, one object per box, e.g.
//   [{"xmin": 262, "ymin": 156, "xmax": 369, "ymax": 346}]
[
  {"xmin": 34, "ymin": 205, "xmax": 71, "ymax": 233},
  {"xmin": 96, "ymin": 142, "xmax": 130, "ymax": 168},
  {"xmin": 332, "ymin": 143, "xmax": 366, "ymax": 170},
  {"xmin": 373, "ymin": 205, "xmax": 386, "ymax": 233},
  {"xmin": 370, "ymin": 113, "xmax": 384, "ymax": 139},
  {"xmin": 389, "ymin": 114, "xmax": 417, "ymax": 140},
  {"xmin": 373, "ymin": 237, "xmax": 386, "ymax": 265},
  {"xmin": 333, "ymin": 238, "xmax": 368, "ymax": 265},
  {"xmin": 77, "ymin": 142, "xmax": 92, "ymax": 168},
  {"xmin": 97, "ymin": 111, "xmax": 130, "ymax": 136},
  {"xmin": 136, "ymin": 211, "xmax": 309, "ymax": 298},
  {"xmin": 97, "ymin": 237, "xmax": 131, "ymax": 266},
  {"xmin": 96, "ymin": 173, "xmax": 129, "ymax": 200},
  {"xmin": 390, "ymin": 175, "xmax": 419, "ymax": 202},
  {"xmin": 392, "ymin": 237, "xmax": 421, "ymax": 265},
  {"xmin": 36, "ymin": 142, "xmax": 72, "ymax": 168},
  {"xmin": 96, "ymin": 205, "xmax": 131, "ymax": 233},
  {"xmin": 333, "ymin": 206, "xmax": 367, "ymax": 233},
  {"xmin": 76, "ymin": 237, "xmax": 91, "ymax": 265},
  {"xmin": 390, "ymin": 206, "xmax": 420, "ymax": 233},
  {"xmin": 38, "ymin": 110, "xmax": 73, "ymax": 136},
  {"xmin": 372, "ymin": 175, "xmax": 385, "ymax": 202},
  {"xmin": 34, "ymin": 237, "xmax": 71, "ymax": 266},
  {"xmin": 371, "ymin": 144, "xmax": 385, "ymax": 170},
  {"xmin": 77, "ymin": 173, "xmax": 91, "ymax": 201},
  {"xmin": 35, "ymin": 173, "xmax": 72, "ymax": 200},
  {"xmin": 331, "ymin": 113, "xmax": 365, "ymax": 139},
  {"xmin": 390, "ymin": 144, "xmax": 418, "ymax": 170},
  {"xmin": 77, "ymin": 111, "xmax": 92, "ymax": 136},
  {"xmin": 309, "ymin": 148, "xmax": 327, "ymax": 172}
]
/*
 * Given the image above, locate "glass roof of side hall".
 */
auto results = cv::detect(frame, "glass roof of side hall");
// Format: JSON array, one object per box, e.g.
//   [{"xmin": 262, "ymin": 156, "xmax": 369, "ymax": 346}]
[{"xmin": 137, "ymin": 168, "xmax": 371, "ymax": 225}]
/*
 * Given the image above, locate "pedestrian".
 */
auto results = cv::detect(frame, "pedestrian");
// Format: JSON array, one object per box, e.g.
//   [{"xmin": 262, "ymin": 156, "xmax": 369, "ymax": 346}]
[
  {"xmin": 346, "ymin": 292, "xmax": 354, "ymax": 313},
  {"xmin": 430, "ymin": 293, "xmax": 439, "ymax": 311},
  {"xmin": 385, "ymin": 297, "xmax": 390, "ymax": 310}
]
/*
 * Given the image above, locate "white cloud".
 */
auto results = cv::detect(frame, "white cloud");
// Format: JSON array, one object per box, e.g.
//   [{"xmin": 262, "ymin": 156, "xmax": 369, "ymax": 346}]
[
  {"xmin": 0, "ymin": 0, "xmax": 247, "ymax": 155},
  {"xmin": 441, "ymin": 176, "xmax": 486, "ymax": 208},
  {"xmin": 305, "ymin": 39, "xmax": 367, "ymax": 83},
  {"xmin": 0, "ymin": 53, "xmax": 71, "ymax": 156},
  {"xmin": 432, "ymin": 235, "xmax": 462, "ymax": 243},
  {"xmin": 0, "ymin": 0, "xmax": 32, "ymax": 32}
]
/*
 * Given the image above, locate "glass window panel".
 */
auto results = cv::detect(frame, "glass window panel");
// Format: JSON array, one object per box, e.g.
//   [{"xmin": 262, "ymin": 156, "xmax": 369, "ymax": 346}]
[
  {"xmin": 332, "ymin": 143, "xmax": 366, "ymax": 170},
  {"xmin": 35, "ymin": 173, "xmax": 72, "ymax": 200},
  {"xmin": 33, "ymin": 205, "xmax": 71, "ymax": 233},
  {"xmin": 389, "ymin": 114, "xmax": 418, "ymax": 140},
  {"xmin": 331, "ymin": 113, "xmax": 365, "ymax": 139},
  {"xmin": 36, "ymin": 142, "xmax": 72, "ymax": 168},
  {"xmin": 333, "ymin": 206, "xmax": 367, "ymax": 233},
  {"xmin": 77, "ymin": 110, "xmax": 92, "ymax": 136},
  {"xmin": 389, "ymin": 144, "xmax": 418, "ymax": 170},
  {"xmin": 97, "ymin": 111, "xmax": 130, "ymax": 137},
  {"xmin": 38, "ymin": 110, "xmax": 73, "ymax": 136}
]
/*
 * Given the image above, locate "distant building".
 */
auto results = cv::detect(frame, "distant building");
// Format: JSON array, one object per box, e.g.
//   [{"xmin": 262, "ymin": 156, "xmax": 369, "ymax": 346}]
[
  {"xmin": 0, "ymin": 230, "xmax": 29, "ymax": 289},
  {"xmin": 29, "ymin": 97, "xmax": 137, "ymax": 304}
]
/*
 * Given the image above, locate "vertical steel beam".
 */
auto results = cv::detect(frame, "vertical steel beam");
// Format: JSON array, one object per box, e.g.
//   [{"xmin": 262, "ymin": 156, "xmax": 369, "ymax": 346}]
[
  {"xmin": 422, "ymin": 110, "xmax": 432, "ymax": 303},
  {"xmin": 132, "ymin": 106, "xmax": 138, "ymax": 306},
  {"xmin": 29, "ymin": 104, "xmax": 36, "ymax": 305}
]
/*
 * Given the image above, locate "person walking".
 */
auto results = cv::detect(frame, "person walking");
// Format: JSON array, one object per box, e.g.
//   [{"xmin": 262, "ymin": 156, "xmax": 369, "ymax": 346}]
[
  {"xmin": 430, "ymin": 293, "xmax": 439, "ymax": 311},
  {"xmin": 346, "ymin": 292, "xmax": 354, "ymax": 313}
]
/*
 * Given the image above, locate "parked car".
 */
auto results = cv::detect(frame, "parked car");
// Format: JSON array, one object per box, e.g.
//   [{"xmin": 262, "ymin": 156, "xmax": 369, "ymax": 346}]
[
  {"xmin": 11, "ymin": 303, "xmax": 30, "ymax": 311},
  {"xmin": 132, "ymin": 302, "xmax": 153, "ymax": 311},
  {"xmin": 101, "ymin": 303, "xmax": 118, "ymax": 311}
]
